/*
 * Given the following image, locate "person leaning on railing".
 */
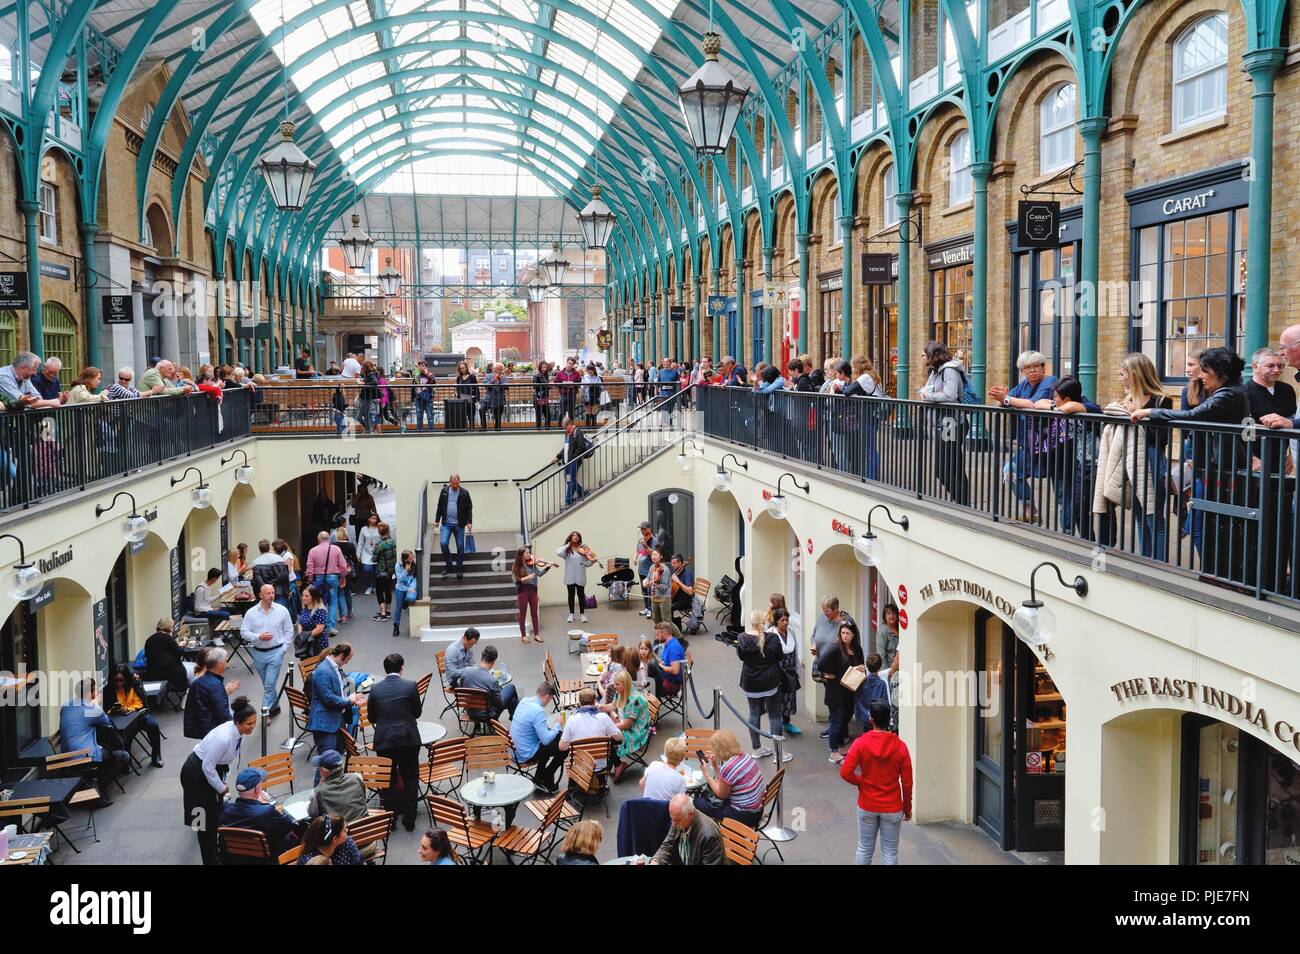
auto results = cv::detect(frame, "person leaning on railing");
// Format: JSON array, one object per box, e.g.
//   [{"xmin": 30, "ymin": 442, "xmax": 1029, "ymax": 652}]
[
  {"xmin": 66, "ymin": 366, "xmax": 109, "ymax": 404},
  {"xmin": 917, "ymin": 341, "xmax": 972, "ymax": 507}
]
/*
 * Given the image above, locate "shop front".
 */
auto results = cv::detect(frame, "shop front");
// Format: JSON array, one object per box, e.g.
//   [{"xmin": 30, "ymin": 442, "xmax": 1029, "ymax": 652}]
[
  {"xmin": 862, "ymin": 255, "xmax": 898, "ymax": 395},
  {"xmin": 927, "ymin": 238, "xmax": 975, "ymax": 359},
  {"xmin": 1126, "ymin": 162, "xmax": 1251, "ymax": 382},
  {"xmin": 974, "ymin": 609, "xmax": 1067, "ymax": 852},
  {"xmin": 1009, "ymin": 206, "xmax": 1081, "ymax": 382},
  {"xmin": 817, "ymin": 270, "xmax": 842, "ymax": 365},
  {"xmin": 0, "ymin": 602, "xmax": 39, "ymax": 779}
]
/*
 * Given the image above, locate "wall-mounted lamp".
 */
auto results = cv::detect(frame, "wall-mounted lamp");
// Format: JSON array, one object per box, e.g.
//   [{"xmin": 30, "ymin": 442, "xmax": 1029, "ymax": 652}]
[
  {"xmin": 220, "ymin": 449, "xmax": 255, "ymax": 484},
  {"xmin": 95, "ymin": 491, "xmax": 148, "ymax": 544},
  {"xmin": 713, "ymin": 452, "xmax": 748, "ymax": 492},
  {"xmin": 1011, "ymin": 561, "xmax": 1088, "ymax": 657},
  {"xmin": 0, "ymin": 533, "xmax": 43, "ymax": 601},
  {"xmin": 766, "ymin": 472, "xmax": 809, "ymax": 520},
  {"xmin": 853, "ymin": 504, "xmax": 910, "ymax": 568},
  {"xmin": 677, "ymin": 438, "xmax": 703, "ymax": 473},
  {"xmin": 170, "ymin": 466, "xmax": 212, "ymax": 510}
]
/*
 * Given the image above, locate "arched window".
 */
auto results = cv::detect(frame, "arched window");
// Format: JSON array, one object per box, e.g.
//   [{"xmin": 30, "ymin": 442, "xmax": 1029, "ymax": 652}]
[
  {"xmin": 949, "ymin": 131, "xmax": 972, "ymax": 204},
  {"xmin": 1040, "ymin": 84, "xmax": 1076, "ymax": 173},
  {"xmin": 41, "ymin": 302, "xmax": 77, "ymax": 369},
  {"xmin": 830, "ymin": 188, "xmax": 844, "ymax": 245},
  {"xmin": 0, "ymin": 310, "xmax": 16, "ymax": 367},
  {"xmin": 882, "ymin": 164, "xmax": 899, "ymax": 227},
  {"xmin": 1173, "ymin": 14, "xmax": 1228, "ymax": 130}
]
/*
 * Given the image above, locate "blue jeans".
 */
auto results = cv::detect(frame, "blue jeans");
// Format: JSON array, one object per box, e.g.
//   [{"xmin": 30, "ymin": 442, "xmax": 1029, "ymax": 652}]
[
  {"xmin": 337, "ymin": 577, "xmax": 353, "ymax": 619},
  {"xmin": 440, "ymin": 523, "xmax": 466, "ymax": 573},
  {"xmin": 333, "ymin": 410, "xmax": 346, "ymax": 435},
  {"xmin": 564, "ymin": 462, "xmax": 584, "ymax": 504},
  {"xmin": 392, "ymin": 586, "xmax": 413, "ymax": 635},
  {"xmin": 415, "ymin": 395, "xmax": 433, "ymax": 430},
  {"xmin": 856, "ymin": 807, "xmax": 903, "ymax": 864},
  {"xmin": 250, "ymin": 645, "xmax": 286, "ymax": 711},
  {"xmin": 314, "ymin": 573, "xmax": 341, "ymax": 629},
  {"xmin": 357, "ymin": 398, "xmax": 378, "ymax": 433},
  {"xmin": 827, "ymin": 700, "xmax": 850, "ymax": 751}
]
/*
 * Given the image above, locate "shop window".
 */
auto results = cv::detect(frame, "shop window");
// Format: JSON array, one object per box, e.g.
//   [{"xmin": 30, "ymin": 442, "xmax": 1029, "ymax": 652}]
[
  {"xmin": 1133, "ymin": 208, "xmax": 1245, "ymax": 379},
  {"xmin": 38, "ymin": 182, "xmax": 58, "ymax": 243},
  {"xmin": 930, "ymin": 262, "xmax": 973, "ymax": 356},
  {"xmin": 882, "ymin": 164, "xmax": 898, "ymax": 227},
  {"xmin": 948, "ymin": 131, "xmax": 972, "ymax": 205},
  {"xmin": 1040, "ymin": 84, "xmax": 1076, "ymax": 174},
  {"xmin": 0, "ymin": 310, "xmax": 15, "ymax": 368},
  {"xmin": 1172, "ymin": 14, "xmax": 1228, "ymax": 130},
  {"xmin": 1013, "ymin": 243, "xmax": 1078, "ymax": 379},
  {"xmin": 41, "ymin": 302, "xmax": 77, "ymax": 369}
]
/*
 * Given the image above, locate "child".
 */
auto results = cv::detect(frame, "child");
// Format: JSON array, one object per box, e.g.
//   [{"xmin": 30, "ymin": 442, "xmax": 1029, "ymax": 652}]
[{"xmin": 854, "ymin": 653, "xmax": 891, "ymax": 729}]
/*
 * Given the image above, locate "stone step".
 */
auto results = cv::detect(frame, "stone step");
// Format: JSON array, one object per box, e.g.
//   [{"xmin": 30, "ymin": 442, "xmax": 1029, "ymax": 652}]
[
  {"xmin": 428, "ymin": 607, "xmax": 519, "ymax": 627},
  {"xmin": 420, "ymin": 623, "xmax": 519, "ymax": 643}
]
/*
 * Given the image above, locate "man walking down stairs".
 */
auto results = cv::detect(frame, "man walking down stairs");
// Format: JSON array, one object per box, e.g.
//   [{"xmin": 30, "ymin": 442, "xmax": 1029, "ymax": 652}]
[{"xmin": 434, "ymin": 474, "xmax": 472, "ymax": 582}]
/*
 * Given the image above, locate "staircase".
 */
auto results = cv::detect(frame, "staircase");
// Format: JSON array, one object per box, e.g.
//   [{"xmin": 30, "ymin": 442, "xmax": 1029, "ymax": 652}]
[{"xmin": 424, "ymin": 550, "xmax": 518, "ymax": 631}]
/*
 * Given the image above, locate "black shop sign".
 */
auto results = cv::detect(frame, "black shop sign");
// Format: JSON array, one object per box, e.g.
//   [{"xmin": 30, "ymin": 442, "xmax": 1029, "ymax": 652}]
[
  {"xmin": 0, "ymin": 272, "xmax": 29, "ymax": 309},
  {"xmin": 102, "ymin": 294, "xmax": 135, "ymax": 325},
  {"xmin": 1017, "ymin": 200, "xmax": 1060, "ymax": 249},
  {"xmin": 860, "ymin": 253, "xmax": 893, "ymax": 285},
  {"xmin": 669, "ymin": 306, "xmax": 686, "ymax": 323}
]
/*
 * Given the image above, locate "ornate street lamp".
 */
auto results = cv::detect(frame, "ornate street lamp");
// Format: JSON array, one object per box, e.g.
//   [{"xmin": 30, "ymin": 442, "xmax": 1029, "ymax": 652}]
[
  {"xmin": 259, "ymin": 121, "xmax": 317, "ymax": 213},
  {"xmin": 578, "ymin": 186, "xmax": 617, "ymax": 250},
  {"xmin": 378, "ymin": 257, "xmax": 402, "ymax": 296},
  {"xmin": 339, "ymin": 213, "xmax": 373, "ymax": 271},
  {"xmin": 677, "ymin": 32, "xmax": 750, "ymax": 157},
  {"xmin": 539, "ymin": 242, "xmax": 570, "ymax": 287},
  {"xmin": 527, "ymin": 275, "xmax": 547, "ymax": 304}
]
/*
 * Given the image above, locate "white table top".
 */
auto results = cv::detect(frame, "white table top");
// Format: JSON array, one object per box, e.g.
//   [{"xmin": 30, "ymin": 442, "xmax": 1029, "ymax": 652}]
[
  {"xmin": 419, "ymin": 721, "xmax": 448, "ymax": 746},
  {"xmin": 458, "ymin": 773, "xmax": 534, "ymax": 808},
  {"xmin": 279, "ymin": 791, "xmax": 313, "ymax": 823}
]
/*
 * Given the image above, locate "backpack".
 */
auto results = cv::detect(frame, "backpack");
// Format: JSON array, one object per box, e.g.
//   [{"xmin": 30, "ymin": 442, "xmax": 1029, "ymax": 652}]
[
  {"xmin": 948, "ymin": 366, "xmax": 982, "ymax": 405},
  {"xmin": 682, "ymin": 595, "xmax": 708, "ymax": 635}
]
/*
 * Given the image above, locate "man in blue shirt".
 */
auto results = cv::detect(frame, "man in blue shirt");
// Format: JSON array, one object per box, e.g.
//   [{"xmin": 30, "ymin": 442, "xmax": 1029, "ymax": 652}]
[
  {"xmin": 510, "ymin": 684, "xmax": 564, "ymax": 793},
  {"xmin": 655, "ymin": 620, "xmax": 688, "ymax": 698},
  {"xmin": 218, "ymin": 766, "xmax": 297, "ymax": 858},
  {"xmin": 988, "ymin": 351, "xmax": 1057, "ymax": 519},
  {"xmin": 58, "ymin": 677, "xmax": 129, "ymax": 799}
]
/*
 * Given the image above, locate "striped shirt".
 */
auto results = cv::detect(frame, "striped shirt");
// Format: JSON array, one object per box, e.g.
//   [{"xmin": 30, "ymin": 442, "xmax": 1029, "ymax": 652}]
[
  {"xmin": 718, "ymin": 754, "xmax": 764, "ymax": 812},
  {"xmin": 106, "ymin": 382, "xmax": 140, "ymax": 400}
]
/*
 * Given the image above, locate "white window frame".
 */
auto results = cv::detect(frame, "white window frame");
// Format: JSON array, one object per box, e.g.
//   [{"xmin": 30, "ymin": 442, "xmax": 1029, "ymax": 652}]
[
  {"xmin": 1172, "ymin": 14, "xmax": 1229, "ymax": 131},
  {"xmin": 882, "ymin": 164, "xmax": 899, "ymax": 228},
  {"xmin": 949, "ymin": 131, "xmax": 972, "ymax": 205},
  {"xmin": 141, "ymin": 101, "xmax": 154, "ymax": 130},
  {"xmin": 38, "ymin": 182, "xmax": 57, "ymax": 243},
  {"xmin": 1040, "ymin": 83, "xmax": 1076, "ymax": 174},
  {"xmin": 830, "ymin": 190, "xmax": 844, "ymax": 246}
]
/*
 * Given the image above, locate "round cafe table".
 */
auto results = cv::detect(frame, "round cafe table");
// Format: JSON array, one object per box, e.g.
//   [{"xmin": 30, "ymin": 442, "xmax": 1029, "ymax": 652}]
[
  {"xmin": 418, "ymin": 721, "xmax": 448, "ymax": 746},
  {"xmin": 458, "ymin": 772, "xmax": 534, "ymax": 827}
]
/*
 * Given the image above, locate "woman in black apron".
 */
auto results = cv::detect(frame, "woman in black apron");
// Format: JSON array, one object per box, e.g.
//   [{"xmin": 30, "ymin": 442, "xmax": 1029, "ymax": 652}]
[{"xmin": 181, "ymin": 697, "xmax": 257, "ymax": 865}]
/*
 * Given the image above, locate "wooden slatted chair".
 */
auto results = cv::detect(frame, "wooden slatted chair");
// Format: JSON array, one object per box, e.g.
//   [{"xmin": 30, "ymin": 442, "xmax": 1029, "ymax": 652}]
[
  {"xmin": 655, "ymin": 659, "xmax": 692, "ymax": 730},
  {"xmin": 0, "ymin": 795, "xmax": 50, "ymax": 833},
  {"xmin": 755, "ymin": 769, "xmax": 787, "ymax": 863},
  {"xmin": 278, "ymin": 844, "xmax": 305, "ymax": 865},
  {"xmin": 284, "ymin": 686, "xmax": 314, "ymax": 755},
  {"xmin": 564, "ymin": 737, "xmax": 614, "ymax": 817},
  {"xmin": 464, "ymin": 735, "xmax": 511, "ymax": 775},
  {"xmin": 355, "ymin": 704, "xmax": 373, "ymax": 753},
  {"xmin": 542, "ymin": 653, "xmax": 583, "ymax": 710},
  {"xmin": 426, "ymin": 795, "xmax": 497, "ymax": 865},
  {"xmin": 65, "ymin": 787, "xmax": 103, "ymax": 848},
  {"xmin": 298, "ymin": 651, "xmax": 326, "ymax": 685},
  {"xmin": 420, "ymin": 738, "xmax": 467, "ymax": 812},
  {"xmin": 586, "ymin": 634, "xmax": 618, "ymax": 655},
  {"xmin": 248, "ymin": 752, "xmax": 295, "ymax": 795},
  {"xmin": 491, "ymin": 719, "xmax": 535, "ymax": 780},
  {"xmin": 453, "ymin": 687, "xmax": 494, "ymax": 736},
  {"xmin": 683, "ymin": 727, "xmax": 716, "ymax": 756},
  {"xmin": 348, "ymin": 810, "xmax": 395, "ymax": 864},
  {"xmin": 217, "ymin": 827, "xmax": 273, "ymax": 865},
  {"xmin": 719, "ymin": 817, "xmax": 760, "ymax": 866},
  {"xmin": 415, "ymin": 671, "xmax": 434, "ymax": 710},
  {"xmin": 339, "ymin": 727, "xmax": 360, "ymax": 762},
  {"xmin": 435, "ymin": 651, "xmax": 458, "ymax": 717},
  {"xmin": 524, "ymin": 749, "xmax": 594, "ymax": 830},
  {"xmin": 349, "ymin": 754, "xmax": 393, "ymax": 803},
  {"xmin": 494, "ymin": 790, "xmax": 566, "ymax": 865}
]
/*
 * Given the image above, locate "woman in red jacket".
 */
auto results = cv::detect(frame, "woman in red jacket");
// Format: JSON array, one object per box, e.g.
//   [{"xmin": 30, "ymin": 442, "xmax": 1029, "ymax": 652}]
[{"xmin": 839, "ymin": 699, "xmax": 912, "ymax": 864}]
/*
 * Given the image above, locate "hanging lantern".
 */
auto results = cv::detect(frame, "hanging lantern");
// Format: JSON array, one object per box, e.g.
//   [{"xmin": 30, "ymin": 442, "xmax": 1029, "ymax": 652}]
[
  {"xmin": 527, "ymin": 276, "xmax": 547, "ymax": 304},
  {"xmin": 677, "ymin": 33, "xmax": 750, "ymax": 157},
  {"xmin": 339, "ymin": 213, "xmax": 373, "ymax": 271},
  {"xmin": 539, "ymin": 241, "xmax": 570, "ymax": 287},
  {"xmin": 259, "ymin": 121, "xmax": 317, "ymax": 212},
  {"xmin": 378, "ymin": 257, "xmax": 402, "ymax": 296},
  {"xmin": 578, "ymin": 185, "xmax": 617, "ymax": 250}
]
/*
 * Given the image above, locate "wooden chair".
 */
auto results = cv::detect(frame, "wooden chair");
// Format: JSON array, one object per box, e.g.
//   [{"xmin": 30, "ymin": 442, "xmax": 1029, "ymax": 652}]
[
  {"xmin": 339, "ymin": 727, "xmax": 360, "ymax": 762},
  {"xmin": 491, "ymin": 719, "xmax": 535, "ymax": 779},
  {"xmin": 355, "ymin": 704, "xmax": 373, "ymax": 752},
  {"xmin": 349, "ymin": 754, "xmax": 393, "ymax": 802},
  {"xmin": 217, "ymin": 827, "xmax": 273, "ymax": 865},
  {"xmin": 453, "ymin": 687, "xmax": 494, "ymax": 736},
  {"xmin": 683, "ymin": 727, "xmax": 716, "ymax": 756},
  {"xmin": 348, "ymin": 809, "xmax": 395, "ymax": 864},
  {"xmin": 415, "ymin": 671, "xmax": 434, "ymax": 710},
  {"xmin": 564, "ymin": 737, "xmax": 614, "ymax": 817},
  {"xmin": 248, "ymin": 752, "xmax": 295, "ymax": 795},
  {"xmin": 0, "ymin": 795, "xmax": 50, "ymax": 833},
  {"xmin": 524, "ymin": 749, "xmax": 593, "ymax": 830},
  {"xmin": 434, "ymin": 651, "xmax": 458, "ymax": 717},
  {"xmin": 719, "ymin": 817, "xmax": 760, "ymax": 866},
  {"xmin": 66, "ymin": 787, "xmax": 103, "ymax": 848},
  {"xmin": 542, "ymin": 653, "xmax": 583, "ymax": 710},
  {"xmin": 586, "ymin": 634, "xmax": 618, "ymax": 655},
  {"xmin": 283, "ymin": 686, "xmax": 314, "ymax": 755},
  {"xmin": 494, "ymin": 791, "xmax": 566, "ymax": 865},
  {"xmin": 421, "ymin": 737, "xmax": 467, "ymax": 811},
  {"xmin": 655, "ymin": 659, "xmax": 692, "ymax": 730},
  {"xmin": 426, "ymin": 795, "xmax": 497, "ymax": 865},
  {"xmin": 464, "ymin": 735, "xmax": 511, "ymax": 774},
  {"xmin": 298, "ymin": 651, "xmax": 326, "ymax": 684},
  {"xmin": 756, "ymin": 769, "xmax": 787, "ymax": 863},
  {"xmin": 278, "ymin": 844, "xmax": 305, "ymax": 865},
  {"xmin": 626, "ymin": 695, "xmax": 661, "ymax": 770}
]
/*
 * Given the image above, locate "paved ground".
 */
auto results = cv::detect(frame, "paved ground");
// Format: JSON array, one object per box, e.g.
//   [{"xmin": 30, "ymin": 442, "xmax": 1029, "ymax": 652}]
[{"xmin": 60, "ymin": 591, "xmax": 1025, "ymax": 865}]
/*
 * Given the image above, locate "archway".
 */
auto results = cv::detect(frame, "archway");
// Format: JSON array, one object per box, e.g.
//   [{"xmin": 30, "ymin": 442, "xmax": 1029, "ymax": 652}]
[{"xmin": 703, "ymin": 488, "xmax": 744, "ymax": 630}]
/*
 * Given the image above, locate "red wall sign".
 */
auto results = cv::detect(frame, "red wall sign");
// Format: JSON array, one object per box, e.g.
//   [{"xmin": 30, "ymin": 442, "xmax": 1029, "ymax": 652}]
[
  {"xmin": 831, "ymin": 518, "xmax": 854, "ymax": 536},
  {"xmin": 760, "ymin": 488, "xmax": 773, "ymax": 500},
  {"xmin": 898, "ymin": 584, "xmax": 908, "ymax": 605},
  {"xmin": 806, "ymin": 538, "xmax": 814, "ymax": 555},
  {"xmin": 746, "ymin": 508, "xmax": 753, "ymax": 523},
  {"xmin": 898, "ymin": 608, "xmax": 909, "ymax": 629}
]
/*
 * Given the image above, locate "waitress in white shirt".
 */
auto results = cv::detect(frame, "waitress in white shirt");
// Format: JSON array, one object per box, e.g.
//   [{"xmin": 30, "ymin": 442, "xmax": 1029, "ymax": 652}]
[{"xmin": 180, "ymin": 697, "xmax": 257, "ymax": 865}]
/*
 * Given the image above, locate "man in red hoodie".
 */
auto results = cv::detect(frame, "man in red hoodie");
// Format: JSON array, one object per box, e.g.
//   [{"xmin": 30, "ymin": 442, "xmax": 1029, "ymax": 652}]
[{"xmin": 840, "ymin": 700, "xmax": 912, "ymax": 864}]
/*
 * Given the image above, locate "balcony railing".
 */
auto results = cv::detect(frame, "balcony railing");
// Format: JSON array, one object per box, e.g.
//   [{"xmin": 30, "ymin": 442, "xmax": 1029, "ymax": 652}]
[
  {"xmin": 699, "ymin": 387, "xmax": 1300, "ymax": 607},
  {"xmin": 0, "ymin": 388, "xmax": 251, "ymax": 517}
]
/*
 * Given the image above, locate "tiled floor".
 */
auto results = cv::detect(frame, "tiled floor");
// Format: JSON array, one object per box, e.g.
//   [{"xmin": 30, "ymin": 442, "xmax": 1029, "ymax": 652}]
[{"xmin": 58, "ymin": 591, "xmax": 1021, "ymax": 865}]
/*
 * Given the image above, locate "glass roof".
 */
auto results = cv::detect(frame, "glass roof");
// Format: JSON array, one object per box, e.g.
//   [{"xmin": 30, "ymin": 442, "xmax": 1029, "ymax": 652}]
[{"xmin": 248, "ymin": 0, "xmax": 678, "ymax": 196}]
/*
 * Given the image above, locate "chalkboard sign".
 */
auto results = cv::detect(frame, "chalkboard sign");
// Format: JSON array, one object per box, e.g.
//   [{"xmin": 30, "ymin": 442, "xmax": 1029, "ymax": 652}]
[
  {"xmin": 170, "ymin": 546, "xmax": 185, "ymax": 621},
  {"xmin": 102, "ymin": 294, "xmax": 135, "ymax": 325},
  {"xmin": 0, "ymin": 272, "xmax": 28, "ymax": 309},
  {"xmin": 92, "ymin": 598, "xmax": 109, "ymax": 688},
  {"xmin": 220, "ymin": 516, "xmax": 229, "ymax": 570}
]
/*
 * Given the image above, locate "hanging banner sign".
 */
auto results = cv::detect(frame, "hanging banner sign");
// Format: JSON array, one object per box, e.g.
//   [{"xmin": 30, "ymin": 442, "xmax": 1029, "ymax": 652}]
[
  {"xmin": 707, "ymin": 295, "xmax": 727, "ymax": 318},
  {"xmin": 1017, "ymin": 200, "xmax": 1060, "ymax": 249},
  {"xmin": 0, "ymin": 272, "xmax": 29, "ymax": 309},
  {"xmin": 102, "ymin": 294, "xmax": 135, "ymax": 325},
  {"xmin": 669, "ymin": 306, "xmax": 686, "ymax": 323},
  {"xmin": 860, "ymin": 253, "xmax": 893, "ymax": 285}
]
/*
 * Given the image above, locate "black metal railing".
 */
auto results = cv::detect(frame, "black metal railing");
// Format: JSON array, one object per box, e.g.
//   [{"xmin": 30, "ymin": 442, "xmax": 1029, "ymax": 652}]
[
  {"xmin": 0, "ymin": 387, "xmax": 251, "ymax": 515},
  {"xmin": 247, "ymin": 380, "xmax": 653, "ymax": 433},
  {"xmin": 699, "ymin": 386, "xmax": 1300, "ymax": 606},
  {"xmin": 517, "ymin": 391, "xmax": 686, "ymax": 539}
]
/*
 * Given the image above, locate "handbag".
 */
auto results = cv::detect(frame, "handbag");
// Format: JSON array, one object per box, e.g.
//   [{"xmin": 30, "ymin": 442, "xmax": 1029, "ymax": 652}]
[
  {"xmin": 840, "ymin": 666, "xmax": 866, "ymax": 693},
  {"xmin": 584, "ymin": 594, "xmax": 598, "ymax": 609},
  {"xmin": 780, "ymin": 665, "xmax": 801, "ymax": 694}
]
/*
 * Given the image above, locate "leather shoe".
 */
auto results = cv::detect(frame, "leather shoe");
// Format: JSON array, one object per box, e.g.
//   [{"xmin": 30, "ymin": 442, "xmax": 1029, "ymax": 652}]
[{"xmin": 268, "ymin": 706, "xmax": 282, "ymax": 718}]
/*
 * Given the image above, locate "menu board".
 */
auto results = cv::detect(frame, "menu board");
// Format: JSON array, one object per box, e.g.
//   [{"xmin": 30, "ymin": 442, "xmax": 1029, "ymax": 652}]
[
  {"xmin": 92, "ymin": 598, "xmax": 109, "ymax": 687},
  {"xmin": 170, "ymin": 546, "xmax": 185, "ymax": 621}
]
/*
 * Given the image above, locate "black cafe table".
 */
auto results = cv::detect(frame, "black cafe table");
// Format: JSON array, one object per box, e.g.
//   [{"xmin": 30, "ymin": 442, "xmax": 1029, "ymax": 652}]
[
  {"xmin": 109, "ymin": 709, "xmax": 149, "ymax": 774},
  {"xmin": 7, "ymin": 777, "xmax": 80, "ymax": 817}
]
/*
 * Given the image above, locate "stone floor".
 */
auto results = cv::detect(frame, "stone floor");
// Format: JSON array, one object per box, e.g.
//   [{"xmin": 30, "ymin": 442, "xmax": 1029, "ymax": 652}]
[{"xmin": 58, "ymin": 590, "xmax": 1023, "ymax": 865}]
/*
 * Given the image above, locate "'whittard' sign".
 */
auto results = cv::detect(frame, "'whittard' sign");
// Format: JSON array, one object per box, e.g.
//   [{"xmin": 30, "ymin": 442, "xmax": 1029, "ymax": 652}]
[{"xmin": 307, "ymin": 453, "xmax": 361, "ymax": 466}]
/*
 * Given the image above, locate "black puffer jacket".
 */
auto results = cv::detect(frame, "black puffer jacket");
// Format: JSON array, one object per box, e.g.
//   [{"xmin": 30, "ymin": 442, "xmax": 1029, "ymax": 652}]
[{"xmin": 736, "ymin": 630, "xmax": 782, "ymax": 695}]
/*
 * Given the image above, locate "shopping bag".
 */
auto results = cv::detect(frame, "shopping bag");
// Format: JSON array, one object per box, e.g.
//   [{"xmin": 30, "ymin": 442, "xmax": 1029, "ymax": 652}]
[{"xmin": 465, "ymin": 532, "xmax": 477, "ymax": 554}]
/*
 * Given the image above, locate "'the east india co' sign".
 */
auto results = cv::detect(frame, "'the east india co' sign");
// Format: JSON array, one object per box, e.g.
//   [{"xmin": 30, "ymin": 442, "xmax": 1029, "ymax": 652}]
[{"xmin": 1017, "ymin": 200, "xmax": 1060, "ymax": 249}]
